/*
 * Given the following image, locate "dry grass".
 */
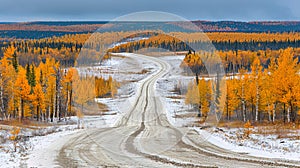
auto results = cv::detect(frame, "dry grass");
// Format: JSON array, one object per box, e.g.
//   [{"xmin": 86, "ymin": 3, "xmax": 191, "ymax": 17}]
[
  {"xmin": 118, "ymin": 69, "xmax": 151, "ymax": 75},
  {"xmin": 0, "ymin": 119, "xmax": 51, "ymax": 129},
  {"xmin": 174, "ymin": 112, "xmax": 198, "ymax": 119},
  {"xmin": 217, "ymin": 121, "xmax": 245, "ymax": 128},
  {"xmin": 136, "ymin": 50, "xmax": 186, "ymax": 56},
  {"xmin": 137, "ymin": 69, "xmax": 150, "ymax": 74},
  {"xmin": 166, "ymin": 95, "xmax": 184, "ymax": 99},
  {"xmin": 254, "ymin": 122, "xmax": 300, "ymax": 140}
]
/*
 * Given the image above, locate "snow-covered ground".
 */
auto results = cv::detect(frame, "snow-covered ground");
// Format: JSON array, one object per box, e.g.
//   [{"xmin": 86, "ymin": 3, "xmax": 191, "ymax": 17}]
[
  {"xmin": 156, "ymin": 55, "xmax": 197, "ymax": 127},
  {"xmin": 194, "ymin": 127, "xmax": 300, "ymax": 161},
  {"xmin": 77, "ymin": 53, "xmax": 157, "ymax": 82},
  {"xmin": 155, "ymin": 55, "xmax": 300, "ymax": 162},
  {"xmin": 0, "ymin": 122, "xmax": 79, "ymax": 168},
  {"xmin": 26, "ymin": 125, "xmax": 79, "ymax": 168}
]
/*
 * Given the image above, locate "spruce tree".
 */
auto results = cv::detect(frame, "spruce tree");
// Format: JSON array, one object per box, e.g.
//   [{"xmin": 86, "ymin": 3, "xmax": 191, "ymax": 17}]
[{"xmin": 12, "ymin": 52, "xmax": 18, "ymax": 72}]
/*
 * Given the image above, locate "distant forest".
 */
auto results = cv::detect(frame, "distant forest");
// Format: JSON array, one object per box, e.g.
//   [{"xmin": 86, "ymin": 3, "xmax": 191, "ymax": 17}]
[{"xmin": 1, "ymin": 21, "xmax": 300, "ymax": 39}]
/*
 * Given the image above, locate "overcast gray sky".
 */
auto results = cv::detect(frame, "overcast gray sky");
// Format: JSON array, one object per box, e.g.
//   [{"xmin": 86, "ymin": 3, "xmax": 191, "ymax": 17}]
[{"xmin": 0, "ymin": 0, "xmax": 299, "ymax": 22}]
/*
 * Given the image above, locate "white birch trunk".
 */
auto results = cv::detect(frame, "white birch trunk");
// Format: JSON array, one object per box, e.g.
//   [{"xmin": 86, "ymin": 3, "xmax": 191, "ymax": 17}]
[
  {"xmin": 267, "ymin": 103, "xmax": 271, "ymax": 122},
  {"xmin": 272, "ymin": 103, "xmax": 276, "ymax": 122},
  {"xmin": 287, "ymin": 106, "xmax": 290, "ymax": 123},
  {"xmin": 255, "ymin": 81, "xmax": 259, "ymax": 122},
  {"xmin": 0, "ymin": 73, "xmax": 5, "ymax": 120},
  {"xmin": 242, "ymin": 84, "xmax": 246, "ymax": 122}
]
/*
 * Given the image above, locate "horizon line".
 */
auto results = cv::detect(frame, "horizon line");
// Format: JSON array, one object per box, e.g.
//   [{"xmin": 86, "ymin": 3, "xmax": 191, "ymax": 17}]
[{"xmin": 1, "ymin": 20, "xmax": 300, "ymax": 24}]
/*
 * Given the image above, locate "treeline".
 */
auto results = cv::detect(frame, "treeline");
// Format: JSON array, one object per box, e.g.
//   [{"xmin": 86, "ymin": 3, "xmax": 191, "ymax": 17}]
[
  {"xmin": 108, "ymin": 32, "xmax": 300, "ymax": 53},
  {"xmin": 185, "ymin": 48, "xmax": 300, "ymax": 123},
  {"xmin": 0, "ymin": 32, "xmax": 143, "ymax": 67},
  {"xmin": 2, "ymin": 32, "xmax": 300, "ymax": 69},
  {"xmin": 0, "ymin": 46, "xmax": 118, "ymax": 122},
  {"xmin": 0, "ymin": 38, "xmax": 81, "ymax": 67},
  {"xmin": 181, "ymin": 48, "xmax": 300, "ymax": 75},
  {"xmin": 0, "ymin": 30, "xmax": 85, "ymax": 40},
  {"xmin": 2, "ymin": 21, "xmax": 300, "ymax": 39},
  {"xmin": 95, "ymin": 76, "xmax": 119, "ymax": 98},
  {"xmin": 0, "ymin": 22, "xmax": 103, "ymax": 32},
  {"xmin": 191, "ymin": 21, "xmax": 300, "ymax": 32}
]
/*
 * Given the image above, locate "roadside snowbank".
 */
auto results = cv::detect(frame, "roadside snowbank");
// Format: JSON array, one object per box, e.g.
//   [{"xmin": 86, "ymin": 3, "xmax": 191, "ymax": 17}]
[
  {"xmin": 0, "ymin": 123, "xmax": 79, "ymax": 168},
  {"xmin": 194, "ymin": 127, "xmax": 300, "ymax": 161},
  {"xmin": 26, "ymin": 126, "xmax": 79, "ymax": 167}
]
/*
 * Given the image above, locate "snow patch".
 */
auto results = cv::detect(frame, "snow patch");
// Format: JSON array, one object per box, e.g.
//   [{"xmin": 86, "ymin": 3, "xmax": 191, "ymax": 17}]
[{"xmin": 194, "ymin": 127, "xmax": 300, "ymax": 161}]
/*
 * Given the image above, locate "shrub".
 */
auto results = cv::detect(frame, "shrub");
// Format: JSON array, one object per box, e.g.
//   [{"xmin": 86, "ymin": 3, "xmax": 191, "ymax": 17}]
[{"xmin": 243, "ymin": 120, "xmax": 254, "ymax": 138}]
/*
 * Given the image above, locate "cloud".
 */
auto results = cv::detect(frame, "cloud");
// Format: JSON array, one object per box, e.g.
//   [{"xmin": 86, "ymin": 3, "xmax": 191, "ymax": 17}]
[{"xmin": 0, "ymin": 0, "xmax": 298, "ymax": 21}]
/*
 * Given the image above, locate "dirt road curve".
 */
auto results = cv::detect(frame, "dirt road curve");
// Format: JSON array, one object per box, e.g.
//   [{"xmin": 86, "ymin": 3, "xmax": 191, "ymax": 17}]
[{"xmin": 57, "ymin": 54, "xmax": 300, "ymax": 168}]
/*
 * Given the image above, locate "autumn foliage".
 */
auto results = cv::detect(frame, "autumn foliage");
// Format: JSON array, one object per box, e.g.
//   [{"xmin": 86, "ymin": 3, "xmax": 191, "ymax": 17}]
[
  {"xmin": 184, "ymin": 48, "xmax": 300, "ymax": 124},
  {"xmin": 0, "ymin": 46, "xmax": 119, "ymax": 122}
]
